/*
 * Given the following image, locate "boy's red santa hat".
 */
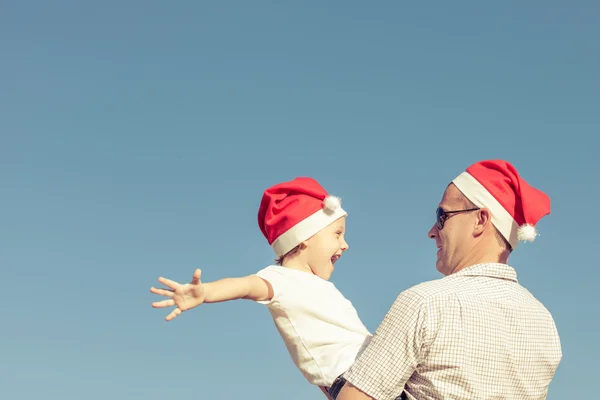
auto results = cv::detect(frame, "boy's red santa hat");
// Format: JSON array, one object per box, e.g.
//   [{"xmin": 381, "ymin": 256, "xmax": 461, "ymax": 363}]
[
  {"xmin": 452, "ymin": 160, "xmax": 551, "ymax": 249},
  {"xmin": 258, "ymin": 177, "xmax": 347, "ymax": 257}
]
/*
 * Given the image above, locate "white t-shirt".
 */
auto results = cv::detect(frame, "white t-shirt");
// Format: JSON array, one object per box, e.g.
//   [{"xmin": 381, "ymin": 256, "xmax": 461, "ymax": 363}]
[{"xmin": 255, "ymin": 265, "xmax": 372, "ymax": 387}]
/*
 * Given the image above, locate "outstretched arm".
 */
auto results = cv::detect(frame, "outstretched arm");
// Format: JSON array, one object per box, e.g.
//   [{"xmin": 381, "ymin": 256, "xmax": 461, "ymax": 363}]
[
  {"xmin": 204, "ymin": 274, "xmax": 273, "ymax": 303},
  {"xmin": 150, "ymin": 268, "xmax": 273, "ymax": 321}
]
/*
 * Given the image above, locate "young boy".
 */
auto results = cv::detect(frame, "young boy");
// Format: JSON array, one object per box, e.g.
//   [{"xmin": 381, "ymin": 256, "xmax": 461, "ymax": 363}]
[{"xmin": 150, "ymin": 177, "xmax": 372, "ymax": 399}]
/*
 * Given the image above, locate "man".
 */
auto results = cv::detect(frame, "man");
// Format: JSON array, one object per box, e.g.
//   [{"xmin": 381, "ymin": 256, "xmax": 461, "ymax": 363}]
[{"xmin": 335, "ymin": 160, "xmax": 562, "ymax": 400}]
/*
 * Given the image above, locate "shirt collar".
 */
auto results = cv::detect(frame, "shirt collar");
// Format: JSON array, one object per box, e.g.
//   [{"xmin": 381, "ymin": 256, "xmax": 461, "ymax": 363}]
[{"xmin": 449, "ymin": 263, "xmax": 518, "ymax": 282}]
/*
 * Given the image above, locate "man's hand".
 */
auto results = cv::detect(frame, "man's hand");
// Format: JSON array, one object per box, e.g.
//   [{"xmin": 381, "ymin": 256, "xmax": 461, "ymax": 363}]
[{"xmin": 150, "ymin": 269, "xmax": 205, "ymax": 321}]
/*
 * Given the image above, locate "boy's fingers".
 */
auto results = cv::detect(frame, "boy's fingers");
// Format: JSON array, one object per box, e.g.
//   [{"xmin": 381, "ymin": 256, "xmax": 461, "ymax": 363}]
[
  {"xmin": 165, "ymin": 308, "xmax": 182, "ymax": 321},
  {"xmin": 150, "ymin": 287, "xmax": 174, "ymax": 297},
  {"xmin": 152, "ymin": 299, "xmax": 175, "ymax": 308},
  {"xmin": 158, "ymin": 277, "xmax": 179, "ymax": 289},
  {"xmin": 191, "ymin": 268, "xmax": 202, "ymax": 284}
]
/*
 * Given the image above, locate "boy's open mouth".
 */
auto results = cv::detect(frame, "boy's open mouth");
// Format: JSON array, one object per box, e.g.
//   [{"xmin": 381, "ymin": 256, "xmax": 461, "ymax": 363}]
[{"xmin": 331, "ymin": 254, "xmax": 341, "ymax": 264}]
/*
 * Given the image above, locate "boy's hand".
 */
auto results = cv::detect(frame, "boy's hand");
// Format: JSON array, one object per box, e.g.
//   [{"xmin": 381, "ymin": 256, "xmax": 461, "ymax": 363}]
[{"xmin": 150, "ymin": 269, "xmax": 205, "ymax": 321}]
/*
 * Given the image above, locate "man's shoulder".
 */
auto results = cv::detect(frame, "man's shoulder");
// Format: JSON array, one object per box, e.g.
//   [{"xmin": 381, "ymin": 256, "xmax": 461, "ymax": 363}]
[{"xmin": 402, "ymin": 275, "xmax": 465, "ymax": 300}]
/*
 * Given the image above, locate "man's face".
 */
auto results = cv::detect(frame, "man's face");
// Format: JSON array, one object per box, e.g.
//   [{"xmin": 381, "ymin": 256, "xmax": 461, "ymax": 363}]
[
  {"xmin": 304, "ymin": 217, "xmax": 349, "ymax": 280},
  {"xmin": 428, "ymin": 184, "xmax": 479, "ymax": 275}
]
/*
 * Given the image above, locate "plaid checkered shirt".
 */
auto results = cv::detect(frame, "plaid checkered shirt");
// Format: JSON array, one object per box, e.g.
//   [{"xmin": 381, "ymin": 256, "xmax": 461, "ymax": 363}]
[{"xmin": 342, "ymin": 263, "xmax": 562, "ymax": 400}]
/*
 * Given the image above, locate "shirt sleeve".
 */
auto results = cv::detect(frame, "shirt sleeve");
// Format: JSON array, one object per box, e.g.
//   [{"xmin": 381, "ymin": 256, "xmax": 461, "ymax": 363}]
[
  {"xmin": 254, "ymin": 267, "xmax": 286, "ymax": 306},
  {"xmin": 342, "ymin": 289, "xmax": 428, "ymax": 400}
]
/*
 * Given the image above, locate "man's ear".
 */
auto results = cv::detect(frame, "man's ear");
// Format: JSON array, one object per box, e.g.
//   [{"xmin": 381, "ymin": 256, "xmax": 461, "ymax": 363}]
[{"xmin": 474, "ymin": 208, "xmax": 492, "ymax": 235}]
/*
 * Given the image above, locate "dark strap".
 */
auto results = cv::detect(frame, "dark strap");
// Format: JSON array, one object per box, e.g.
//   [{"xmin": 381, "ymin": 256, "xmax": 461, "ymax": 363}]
[
  {"xmin": 327, "ymin": 375, "xmax": 406, "ymax": 400},
  {"xmin": 326, "ymin": 375, "xmax": 347, "ymax": 399}
]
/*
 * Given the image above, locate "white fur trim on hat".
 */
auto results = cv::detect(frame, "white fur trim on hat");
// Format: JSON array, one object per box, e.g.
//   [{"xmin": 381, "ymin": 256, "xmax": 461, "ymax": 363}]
[
  {"xmin": 452, "ymin": 172, "xmax": 521, "ymax": 249},
  {"xmin": 517, "ymin": 224, "xmax": 538, "ymax": 242},
  {"xmin": 271, "ymin": 197, "xmax": 347, "ymax": 257},
  {"xmin": 323, "ymin": 195, "xmax": 342, "ymax": 213}
]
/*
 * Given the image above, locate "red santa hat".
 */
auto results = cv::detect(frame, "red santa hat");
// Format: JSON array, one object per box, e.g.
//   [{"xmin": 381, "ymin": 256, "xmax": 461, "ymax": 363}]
[
  {"xmin": 452, "ymin": 160, "xmax": 551, "ymax": 249},
  {"xmin": 258, "ymin": 177, "xmax": 347, "ymax": 257}
]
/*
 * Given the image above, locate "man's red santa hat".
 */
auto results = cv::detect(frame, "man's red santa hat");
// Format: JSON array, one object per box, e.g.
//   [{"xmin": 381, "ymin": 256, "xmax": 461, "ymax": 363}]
[
  {"xmin": 452, "ymin": 160, "xmax": 551, "ymax": 249},
  {"xmin": 258, "ymin": 177, "xmax": 346, "ymax": 257}
]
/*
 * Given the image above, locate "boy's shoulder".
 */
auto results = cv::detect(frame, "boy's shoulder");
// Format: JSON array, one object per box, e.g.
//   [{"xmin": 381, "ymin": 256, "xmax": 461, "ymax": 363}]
[
  {"xmin": 255, "ymin": 265, "xmax": 315, "ymax": 283},
  {"xmin": 256, "ymin": 265, "xmax": 323, "ymax": 280},
  {"xmin": 255, "ymin": 265, "xmax": 334, "ymax": 292},
  {"xmin": 256, "ymin": 265, "xmax": 294, "ymax": 277},
  {"xmin": 255, "ymin": 264, "xmax": 282, "ymax": 274}
]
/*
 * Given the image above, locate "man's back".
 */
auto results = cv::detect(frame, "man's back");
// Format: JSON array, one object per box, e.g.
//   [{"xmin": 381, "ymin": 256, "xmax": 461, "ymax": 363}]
[
  {"xmin": 343, "ymin": 263, "xmax": 562, "ymax": 400},
  {"xmin": 405, "ymin": 263, "xmax": 561, "ymax": 399}
]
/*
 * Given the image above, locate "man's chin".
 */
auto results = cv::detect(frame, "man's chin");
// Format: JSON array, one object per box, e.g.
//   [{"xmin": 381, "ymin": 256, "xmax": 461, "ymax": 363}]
[{"xmin": 435, "ymin": 260, "xmax": 446, "ymax": 275}]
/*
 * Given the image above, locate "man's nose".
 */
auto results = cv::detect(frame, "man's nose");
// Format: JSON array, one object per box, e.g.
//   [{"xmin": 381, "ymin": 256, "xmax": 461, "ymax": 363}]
[{"xmin": 428, "ymin": 224, "xmax": 438, "ymax": 239}]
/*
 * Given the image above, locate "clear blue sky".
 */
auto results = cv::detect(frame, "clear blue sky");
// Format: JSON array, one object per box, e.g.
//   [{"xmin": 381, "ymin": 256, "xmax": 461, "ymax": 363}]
[{"xmin": 2, "ymin": 1, "xmax": 597, "ymax": 399}]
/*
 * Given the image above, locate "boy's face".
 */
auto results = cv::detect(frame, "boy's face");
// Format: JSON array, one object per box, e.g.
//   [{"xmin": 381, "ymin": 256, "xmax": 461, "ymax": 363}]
[{"xmin": 304, "ymin": 216, "xmax": 349, "ymax": 280}]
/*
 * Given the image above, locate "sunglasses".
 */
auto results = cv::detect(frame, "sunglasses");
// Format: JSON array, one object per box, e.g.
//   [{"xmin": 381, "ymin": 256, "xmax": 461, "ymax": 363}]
[{"xmin": 435, "ymin": 207, "xmax": 480, "ymax": 230}]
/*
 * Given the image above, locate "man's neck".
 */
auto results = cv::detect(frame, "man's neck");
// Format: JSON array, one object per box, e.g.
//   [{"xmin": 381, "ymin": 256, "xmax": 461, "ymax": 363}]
[{"xmin": 450, "ymin": 249, "xmax": 509, "ymax": 275}]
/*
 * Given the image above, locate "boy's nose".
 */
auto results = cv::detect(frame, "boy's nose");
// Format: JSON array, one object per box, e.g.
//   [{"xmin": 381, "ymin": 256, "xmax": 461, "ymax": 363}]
[{"xmin": 342, "ymin": 239, "xmax": 349, "ymax": 251}]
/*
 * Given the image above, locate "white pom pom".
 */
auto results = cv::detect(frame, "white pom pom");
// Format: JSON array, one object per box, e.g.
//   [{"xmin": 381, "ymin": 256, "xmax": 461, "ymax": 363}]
[
  {"xmin": 517, "ymin": 224, "xmax": 538, "ymax": 242},
  {"xmin": 323, "ymin": 195, "xmax": 342, "ymax": 213}
]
